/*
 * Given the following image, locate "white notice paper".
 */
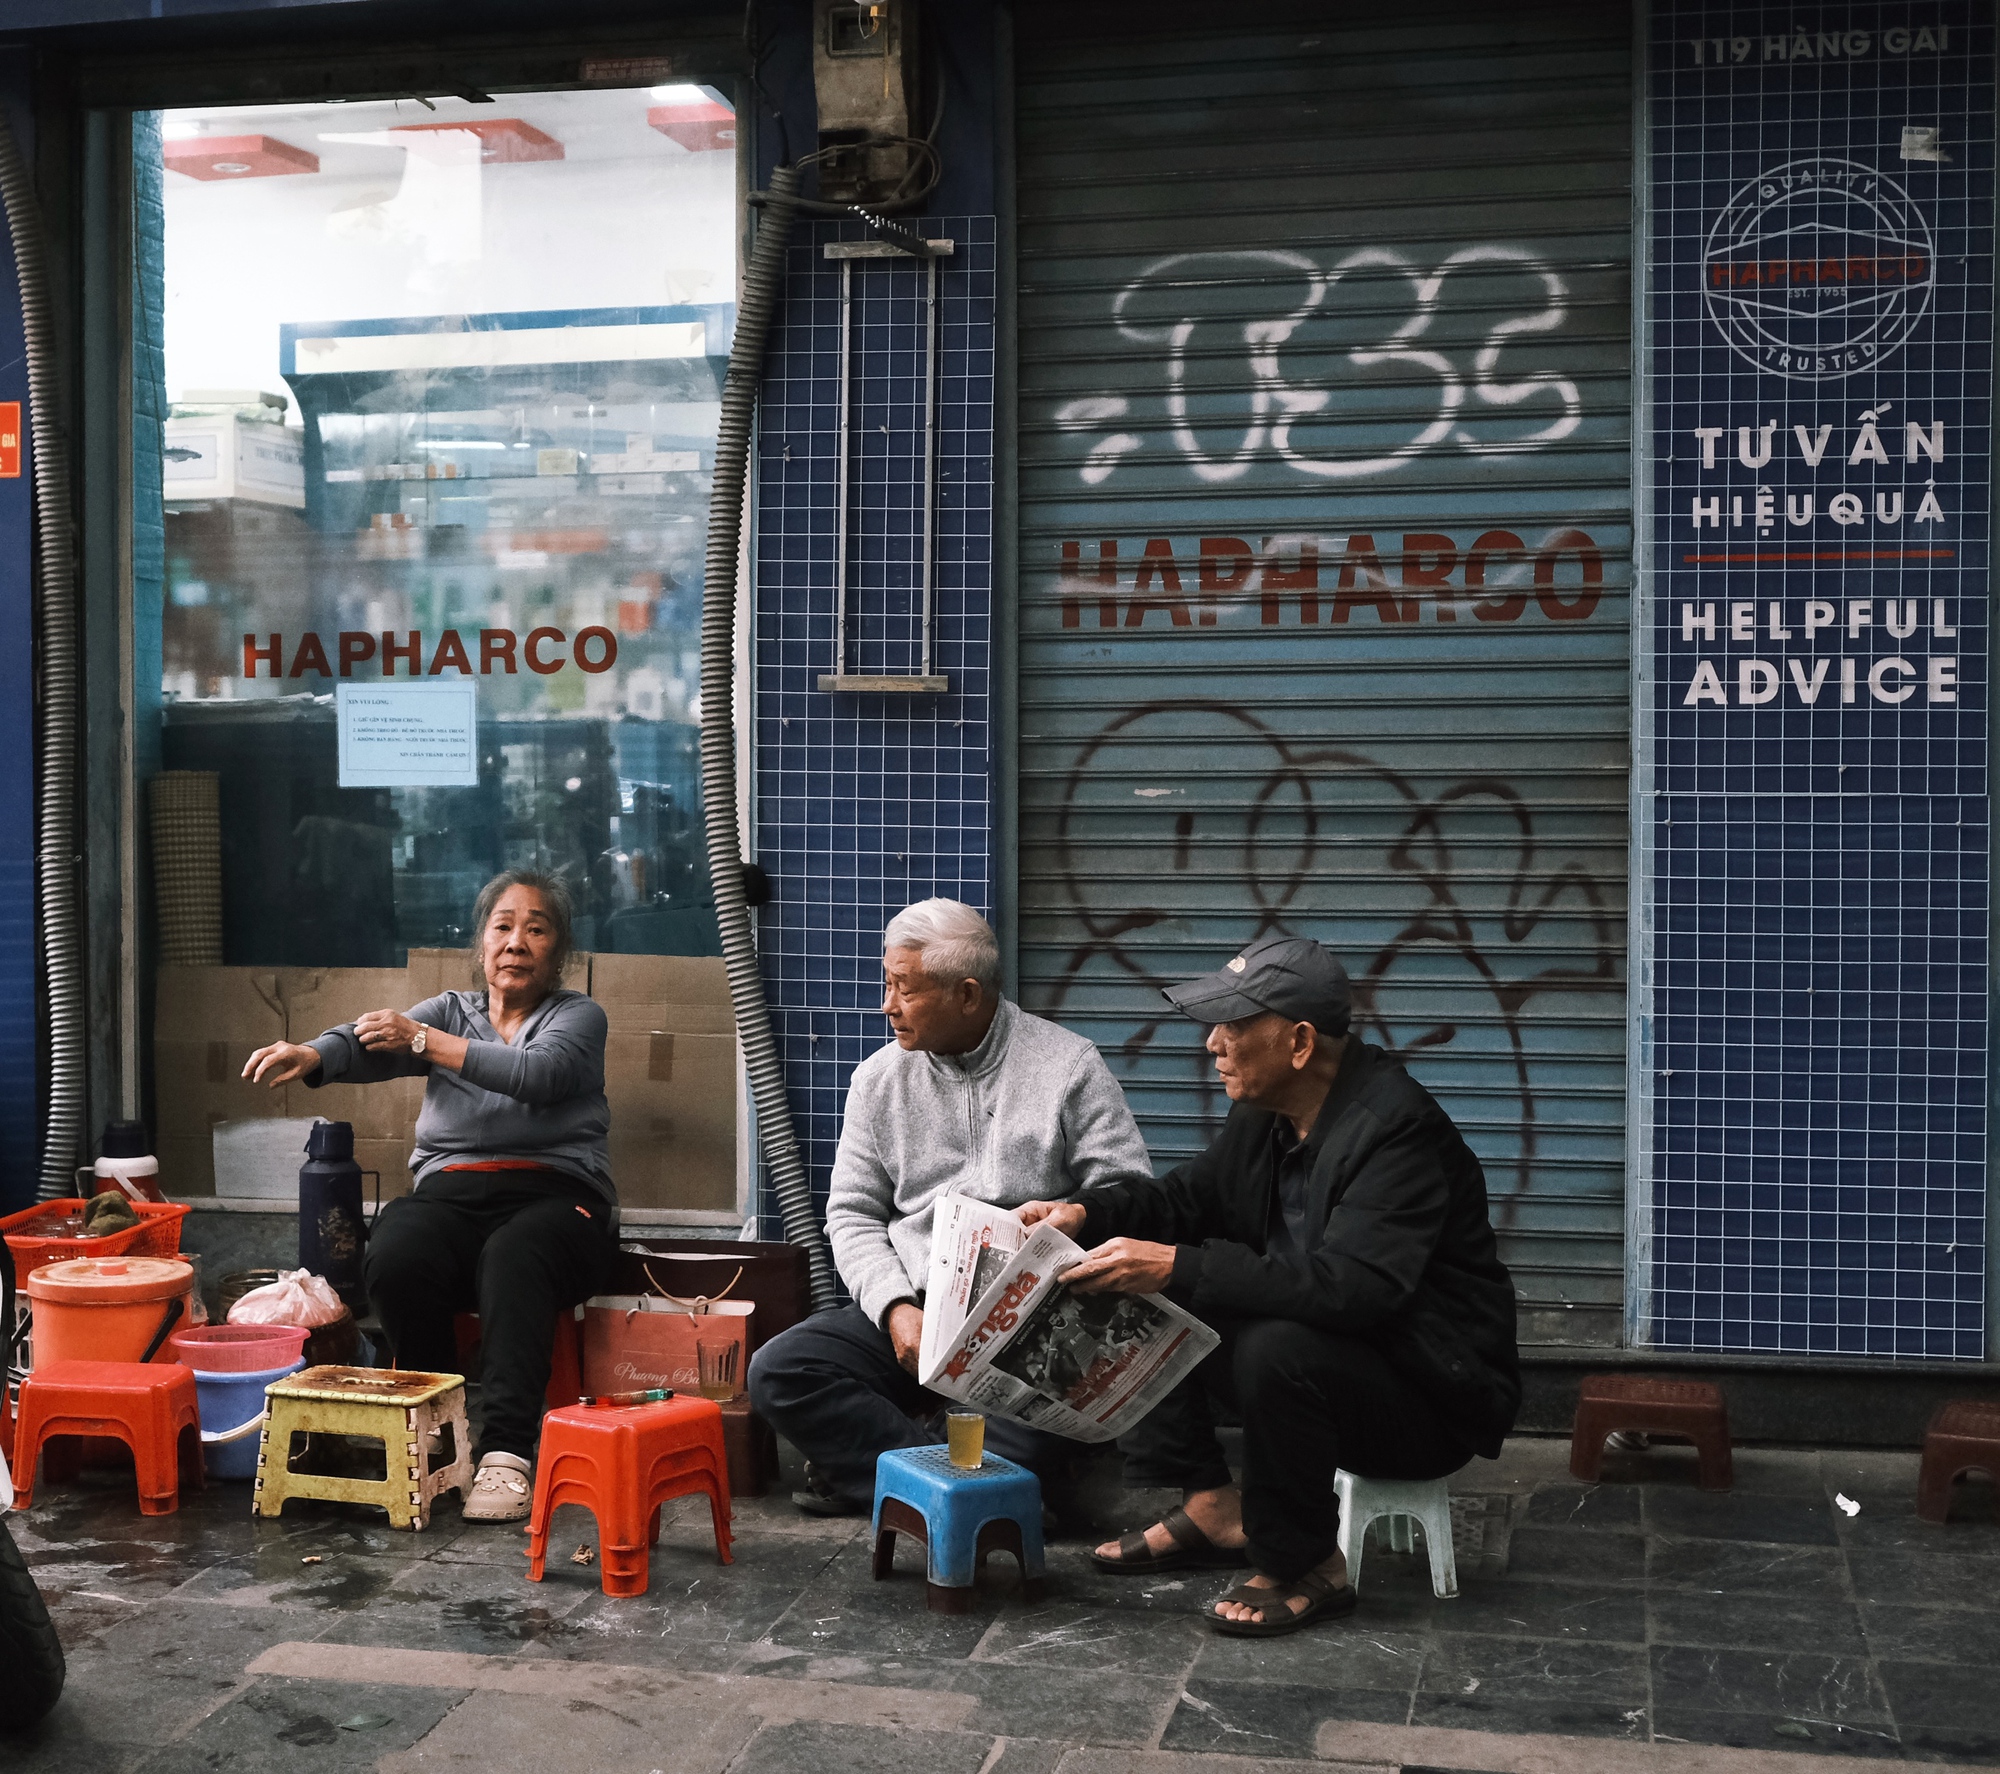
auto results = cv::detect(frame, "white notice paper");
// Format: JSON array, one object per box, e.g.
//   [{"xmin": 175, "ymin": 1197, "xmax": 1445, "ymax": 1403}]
[{"xmin": 337, "ymin": 682, "xmax": 479, "ymax": 787}]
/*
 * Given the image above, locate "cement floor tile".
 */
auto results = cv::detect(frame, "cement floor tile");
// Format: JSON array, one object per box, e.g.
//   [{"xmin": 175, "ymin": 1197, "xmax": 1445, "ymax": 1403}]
[
  {"xmin": 1860, "ymin": 1600, "xmax": 2000, "ymax": 1666},
  {"xmin": 942, "ymin": 1659, "xmax": 1183, "ymax": 1746},
  {"xmin": 1818, "ymin": 1449, "xmax": 1925, "ymax": 1499},
  {"xmin": 1876, "ymin": 1659, "xmax": 2000, "ymax": 1737},
  {"xmin": 1051, "ymin": 1571, "xmax": 1239, "ymax": 1623},
  {"xmin": 1727, "ymin": 1451, "xmax": 1837, "ymax": 1496},
  {"xmin": 1646, "ymin": 1535, "xmax": 1850, "ymax": 1598},
  {"xmin": 968, "ymin": 1593, "xmax": 1207, "ymax": 1677},
  {"xmin": 1647, "ymin": 1588, "xmax": 1869, "ymax": 1657},
  {"xmin": 982, "ymin": 1738, "xmax": 1065, "ymax": 1774},
  {"xmin": 1188, "ymin": 1622, "xmax": 1426, "ymax": 1693},
  {"xmin": 368, "ymin": 1684, "xmax": 759, "ymax": 1774},
  {"xmin": 1847, "ymin": 1547, "xmax": 2000, "ymax": 1610},
  {"xmin": 0, "ymin": 1705, "xmax": 157, "ymax": 1774},
  {"xmin": 760, "ymin": 1542, "xmax": 1000, "ymax": 1661},
  {"xmin": 1522, "ymin": 1482, "xmax": 1644, "ymax": 1531},
  {"xmin": 79, "ymin": 1595, "xmax": 326, "ymax": 1695},
  {"xmin": 1649, "ymin": 1707, "xmax": 1904, "ymax": 1759},
  {"xmin": 1643, "ymin": 1489, "xmax": 1840, "ymax": 1546},
  {"xmin": 1648, "ymin": 1645, "xmax": 1893, "ymax": 1728},
  {"xmin": 542, "ymin": 1539, "xmax": 852, "ymax": 1670},
  {"xmin": 725, "ymin": 1719, "xmax": 999, "ymax": 1774},
  {"xmin": 166, "ymin": 1547, "xmax": 408, "ymax": 1611},
  {"xmin": 22, "ymin": 1525, "xmax": 239, "ymax": 1614},
  {"xmin": 1834, "ymin": 1499, "xmax": 2000, "ymax": 1551},
  {"xmin": 1165, "ymin": 1677, "xmax": 1396, "ymax": 1757},
  {"xmin": 311, "ymin": 1589, "xmax": 582, "ymax": 1654},
  {"xmin": 1501, "ymin": 1524, "xmax": 1647, "ymax": 1584},
  {"xmin": 1431, "ymin": 1577, "xmax": 1646, "ymax": 1645},
  {"xmin": 36, "ymin": 1585, "xmax": 149, "ymax": 1652},
  {"xmin": 1456, "ymin": 1438, "xmax": 1575, "ymax": 1493},
  {"xmin": 1895, "ymin": 1725, "xmax": 2000, "ymax": 1766},
  {"xmin": 124, "ymin": 1674, "xmax": 467, "ymax": 1772},
  {"xmin": 1412, "ymin": 1634, "xmax": 1649, "ymax": 1739},
  {"xmin": 30, "ymin": 1643, "xmax": 253, "ymax": 1750}
]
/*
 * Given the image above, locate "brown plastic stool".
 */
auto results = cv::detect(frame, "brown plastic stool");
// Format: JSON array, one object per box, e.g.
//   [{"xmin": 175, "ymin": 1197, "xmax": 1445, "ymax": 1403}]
[
  {"xmin": 1917, "ymin": 1400, "xmax": 2000, "ymax": 1523},
  {"xmin": 1570, "ymin": 1374, "xmax": 1733, "ymax": 1490}
]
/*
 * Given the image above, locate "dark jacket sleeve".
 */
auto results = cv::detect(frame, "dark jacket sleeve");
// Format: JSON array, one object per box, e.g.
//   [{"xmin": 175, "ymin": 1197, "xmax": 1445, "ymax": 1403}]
[
  {"xmin": 1074, "ymin": 1111, "xmax": 1248, "ymax": 1252},
  {"xmin": 1180, "ymin": 1108, "xmax": 1451, "ymax": 1332}
]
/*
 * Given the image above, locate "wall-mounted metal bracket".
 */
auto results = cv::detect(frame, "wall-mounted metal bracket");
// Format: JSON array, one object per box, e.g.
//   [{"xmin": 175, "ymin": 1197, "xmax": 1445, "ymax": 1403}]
[{"xmin": 817, "ymin": 235, "xmax": 955, "ymax": 696}]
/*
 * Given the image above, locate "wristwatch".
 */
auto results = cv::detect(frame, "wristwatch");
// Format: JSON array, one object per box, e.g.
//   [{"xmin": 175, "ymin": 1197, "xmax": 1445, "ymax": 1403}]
[{"xmin": 411, "ymin": 1026, "xmax": 428, "ymax": 1057}]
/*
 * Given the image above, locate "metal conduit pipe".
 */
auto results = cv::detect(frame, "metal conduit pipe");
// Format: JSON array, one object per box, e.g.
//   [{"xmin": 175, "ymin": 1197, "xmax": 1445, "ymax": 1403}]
[
  {"xmin": 0, "ymin": 111, "xmax": 87, "ymax": 1202},
  {"xmin": 700, "ymin": 164, "xmax": 837, "ymax": 1309}
]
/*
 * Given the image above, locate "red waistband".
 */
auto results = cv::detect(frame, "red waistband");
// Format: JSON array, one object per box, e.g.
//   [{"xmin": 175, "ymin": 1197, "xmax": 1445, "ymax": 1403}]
[{"xmin": 440, "ymin": 1160, "xmax": 554, "ymax": 1173}]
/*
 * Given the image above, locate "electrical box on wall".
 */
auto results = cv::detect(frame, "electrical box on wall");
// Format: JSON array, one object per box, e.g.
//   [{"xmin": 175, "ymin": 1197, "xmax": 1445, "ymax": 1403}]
[{"xmin": 812, "ymin": 0, "xmax": 925, "ymax": 208}]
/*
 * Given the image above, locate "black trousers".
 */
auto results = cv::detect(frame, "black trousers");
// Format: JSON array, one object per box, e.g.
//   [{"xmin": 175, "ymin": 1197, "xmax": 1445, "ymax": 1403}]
[
  {"xmin": 1130, "ymin": 1314, "xmax": 1472, "ymax": 1581},
  {"xmin": 363, "ymin": 1170, "xmax": 615, "ymax": 1463},
  {"xmin": 748, "ymin": 1303, "xmax": 1077, "ymax": 1508}
]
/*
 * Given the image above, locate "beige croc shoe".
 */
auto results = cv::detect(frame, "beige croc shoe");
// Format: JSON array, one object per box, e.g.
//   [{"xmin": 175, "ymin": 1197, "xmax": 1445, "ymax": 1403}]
[{"xmin": 460, "ymin": 1451, "xmax": 534, "ymax": 1522}]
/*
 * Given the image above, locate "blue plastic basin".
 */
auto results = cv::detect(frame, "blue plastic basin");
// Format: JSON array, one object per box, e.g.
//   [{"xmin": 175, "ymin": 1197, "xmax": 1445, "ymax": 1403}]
[{"xmin": 191, "ymin": 1359, "xmax": 303, "ymax": 1479}]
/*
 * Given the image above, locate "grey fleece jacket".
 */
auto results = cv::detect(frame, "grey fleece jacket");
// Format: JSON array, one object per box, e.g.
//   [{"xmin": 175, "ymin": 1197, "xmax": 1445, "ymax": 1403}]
[
  {"xmin": 825, "ymin": 998, "xmax": 1152, "ymax": 1328},
  {"xmin": 306, "ymin": 988, "xmax": 614, "ymax": 1205}
]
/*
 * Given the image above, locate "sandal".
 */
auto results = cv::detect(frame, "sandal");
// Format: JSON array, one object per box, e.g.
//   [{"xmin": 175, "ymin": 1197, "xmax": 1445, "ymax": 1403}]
[
  {"xmin": 1207, "ymin": 1567, "xmax": 1357, "ymax": 1637},
  {"xmin": 1091, "ymin": 1504, "xmax": 1248, "ymax": 1574}
]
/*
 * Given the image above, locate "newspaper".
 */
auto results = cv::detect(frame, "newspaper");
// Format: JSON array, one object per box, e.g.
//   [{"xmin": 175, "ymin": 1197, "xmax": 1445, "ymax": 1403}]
[{"xmin": 915, "ymin": 1196, "xmax": 1218, "ymax": 1443}]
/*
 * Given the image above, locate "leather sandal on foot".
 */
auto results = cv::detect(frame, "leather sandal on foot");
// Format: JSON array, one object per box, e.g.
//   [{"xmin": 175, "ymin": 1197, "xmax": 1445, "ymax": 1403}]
[
  {"xmin": 1207, "ymin": 1567, "xmax": 1357, "ymax": 1637},
  {"xmin": 1091, "ymin": 1504, "xmax": 1248, "ymax": 1573}
]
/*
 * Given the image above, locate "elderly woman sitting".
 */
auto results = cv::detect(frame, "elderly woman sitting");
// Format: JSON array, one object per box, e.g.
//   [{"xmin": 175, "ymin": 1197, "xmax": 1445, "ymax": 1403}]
[{"xmin": 243, "ymin": 868, "xmax": 614, "ymax": 1522}]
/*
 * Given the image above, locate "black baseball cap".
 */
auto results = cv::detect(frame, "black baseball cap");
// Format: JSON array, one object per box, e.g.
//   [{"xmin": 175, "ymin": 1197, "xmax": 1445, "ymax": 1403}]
[{"xmin": 1163, "ymin": 934, "xmax": 1353, "ymax": 1036}]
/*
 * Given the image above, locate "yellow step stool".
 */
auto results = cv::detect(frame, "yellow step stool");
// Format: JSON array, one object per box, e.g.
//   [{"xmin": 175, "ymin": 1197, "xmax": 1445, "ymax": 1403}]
[{"xmin": 253, "ymin": 1366, "xmax": 473, "ymax": 1531}]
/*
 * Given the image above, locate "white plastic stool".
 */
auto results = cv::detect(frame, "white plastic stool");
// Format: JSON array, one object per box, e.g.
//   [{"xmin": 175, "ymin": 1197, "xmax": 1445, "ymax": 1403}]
[{"xmin": 1334, "ymin": 1470, "xmax": 1458, "ymax": 1598}]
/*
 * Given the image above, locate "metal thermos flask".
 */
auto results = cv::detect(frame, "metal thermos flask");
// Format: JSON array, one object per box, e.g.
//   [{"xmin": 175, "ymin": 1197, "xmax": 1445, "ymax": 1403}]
[{"xmin": 298, "ymin": 1120, "xmax": 366, "ymax": 1306}]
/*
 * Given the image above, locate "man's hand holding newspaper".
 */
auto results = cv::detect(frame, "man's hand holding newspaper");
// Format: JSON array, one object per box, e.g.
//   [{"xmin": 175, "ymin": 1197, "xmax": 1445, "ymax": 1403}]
[{"xmin": 914, "ymin": 1195, "xmax": 1217, "ymax": 1444}]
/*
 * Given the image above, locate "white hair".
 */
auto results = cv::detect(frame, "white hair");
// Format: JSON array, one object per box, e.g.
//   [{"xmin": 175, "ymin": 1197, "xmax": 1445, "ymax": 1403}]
[{"xmin": 883, "ymin": 898, "xmax": 1000, "ymax": 996}]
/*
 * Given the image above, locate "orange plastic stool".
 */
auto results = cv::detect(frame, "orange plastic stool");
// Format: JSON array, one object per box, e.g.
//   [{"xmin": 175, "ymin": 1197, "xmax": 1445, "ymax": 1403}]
[
  {"xmin": 1917, "ymin": 1400, "xmax": 2000, "ymax": 1523},
  {"xmin": 11, "ymin": 1359, "xmax": 203, "ymax": 1515},
  {"xmin": 526, "ymin": 1396, "xmax": 732, "ymax": 1595},
  {"xmin": 1570, "ymin": 1373, "xmax": 1733, "ymax": 1491},
  {"xmin": 451, "ymin": 1308, "xmax": 583, "ymax": 1413}
]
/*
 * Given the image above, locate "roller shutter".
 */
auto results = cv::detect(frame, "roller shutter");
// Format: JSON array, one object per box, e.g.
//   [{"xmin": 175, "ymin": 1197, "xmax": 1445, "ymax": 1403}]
[{"xmin": 1013, "ymin": 0, "xmax": 1635, "ymax": 1346}]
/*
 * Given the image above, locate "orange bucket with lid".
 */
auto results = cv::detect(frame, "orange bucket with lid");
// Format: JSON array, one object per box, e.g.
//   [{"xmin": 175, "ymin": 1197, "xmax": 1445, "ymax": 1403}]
[{"xmin": 24, "ymin": 1256, "xmax": 198, "ymax": 1365}]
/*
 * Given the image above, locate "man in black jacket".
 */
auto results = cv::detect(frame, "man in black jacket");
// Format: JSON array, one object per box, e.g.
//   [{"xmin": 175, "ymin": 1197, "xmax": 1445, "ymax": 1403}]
[{"xmin": 1021, "ymin": 934, "xmax": 1519, "ymax": 1637}]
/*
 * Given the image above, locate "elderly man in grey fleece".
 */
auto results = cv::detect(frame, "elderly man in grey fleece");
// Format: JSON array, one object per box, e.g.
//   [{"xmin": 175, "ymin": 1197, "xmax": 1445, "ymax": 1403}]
[{"xmin": 749, "ymin": 897, "xmax": 1152, "ymax": 1515}]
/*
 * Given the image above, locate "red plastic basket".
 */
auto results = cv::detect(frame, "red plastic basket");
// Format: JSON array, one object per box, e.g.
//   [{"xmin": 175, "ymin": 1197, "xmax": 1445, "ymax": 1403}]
[{"xmin": 0, "ymin": 1199, "xmax": 191, "ymax": 1280}]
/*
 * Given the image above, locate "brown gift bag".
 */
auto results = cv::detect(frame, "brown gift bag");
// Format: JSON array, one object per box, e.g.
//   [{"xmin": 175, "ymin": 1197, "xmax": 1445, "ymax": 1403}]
[{"xmin": 579, "ymin": 1261, "xmax": 753, "ymax": 1397}]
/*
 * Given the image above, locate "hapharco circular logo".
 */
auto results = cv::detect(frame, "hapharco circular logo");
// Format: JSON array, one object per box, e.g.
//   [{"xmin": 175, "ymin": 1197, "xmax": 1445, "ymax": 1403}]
[{"xmin": 1702, "ymin": 157, "xmax": 1934, "ymax": 380}]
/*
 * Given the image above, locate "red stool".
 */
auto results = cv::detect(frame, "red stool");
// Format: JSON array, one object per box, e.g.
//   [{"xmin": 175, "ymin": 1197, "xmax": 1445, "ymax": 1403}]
[
  {"xmin": 525, "ymin": 1396, "xmax": 732, "ymax": 1595},
  {"xmin": 12, "ymin": 1359, "xmax": 203, "ymax": 1515},
  {"xmin": 1570, "ymin": 1373, "xmax": 1733, "ymax": 1491},
  {"xmin": 1917, "ymin": 1400, "xmax": 2000, "ymax": 1523},
  {"xmin": 451, "ymin": 1309, "xmax": 583, "ymax": 1412}
]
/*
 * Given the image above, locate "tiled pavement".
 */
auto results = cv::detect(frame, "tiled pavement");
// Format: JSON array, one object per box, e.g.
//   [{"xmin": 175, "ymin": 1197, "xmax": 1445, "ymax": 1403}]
[{"xmin": 6, "ymin": 1433, "xmax": 2000, "ymax": 1772}]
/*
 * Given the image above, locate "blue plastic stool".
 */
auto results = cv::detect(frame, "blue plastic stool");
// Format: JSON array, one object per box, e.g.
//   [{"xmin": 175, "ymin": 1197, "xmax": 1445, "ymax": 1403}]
[{"xmin": 871, "ymin": 1445, "xmax": 1047, "ymax": 1613}]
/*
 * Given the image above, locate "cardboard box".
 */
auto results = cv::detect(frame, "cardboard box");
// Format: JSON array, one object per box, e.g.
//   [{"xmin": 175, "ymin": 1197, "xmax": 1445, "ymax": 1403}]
[
  {"xmin": 154, "ymin": 967, "xmax": 286, "ymax": 1194},
  {"xmin": 592, "ymin": 953, "xmax": 736, "ymax": 1214}
]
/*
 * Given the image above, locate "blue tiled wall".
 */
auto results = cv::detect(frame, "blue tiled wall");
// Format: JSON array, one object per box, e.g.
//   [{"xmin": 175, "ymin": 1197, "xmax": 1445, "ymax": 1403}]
[
  {"xmin": 1647, "ymin": 2, "xmax": 1992, "ymax": 1356},
  {"xmin": 752, "ymin": 216, "xmax": 997, "ymax": 1239}
]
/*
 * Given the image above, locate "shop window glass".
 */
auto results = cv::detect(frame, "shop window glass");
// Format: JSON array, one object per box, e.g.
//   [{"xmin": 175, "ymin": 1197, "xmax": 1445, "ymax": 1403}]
[{"xmin": 146, "ymin": 86, "xmax": 736, "ymax": 964}]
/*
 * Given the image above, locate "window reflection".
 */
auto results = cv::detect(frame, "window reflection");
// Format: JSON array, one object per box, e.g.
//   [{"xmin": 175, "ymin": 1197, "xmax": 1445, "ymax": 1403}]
[{"xmin": 151, "ymin": 87, "xmax": 735, "ymax": 962}]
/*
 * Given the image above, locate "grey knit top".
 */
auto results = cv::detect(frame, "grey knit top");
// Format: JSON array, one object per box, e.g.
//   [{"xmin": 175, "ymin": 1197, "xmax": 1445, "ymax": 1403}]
[{"xmin": 305, "ymin": 988, "xmax": 613, "ymax": 1204}]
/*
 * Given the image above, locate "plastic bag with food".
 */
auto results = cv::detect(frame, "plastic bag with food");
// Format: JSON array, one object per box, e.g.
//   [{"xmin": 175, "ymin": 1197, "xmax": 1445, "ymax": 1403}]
[{"xmin": 226, "ymin": 1267, "xmax": 346, "ymax": 1328}]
